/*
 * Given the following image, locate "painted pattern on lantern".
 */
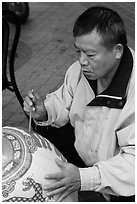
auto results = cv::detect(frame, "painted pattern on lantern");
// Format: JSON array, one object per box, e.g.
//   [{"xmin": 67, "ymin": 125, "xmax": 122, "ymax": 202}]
[{"xmin": 2, "ymin": 127, "xmax": 68, "ymax": 202}]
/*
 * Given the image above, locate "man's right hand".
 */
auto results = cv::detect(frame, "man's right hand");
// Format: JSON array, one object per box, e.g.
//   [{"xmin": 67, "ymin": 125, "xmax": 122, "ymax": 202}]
[{"xmin": 23, "ymin": 89, "xmax": 48, "ymax": 121}]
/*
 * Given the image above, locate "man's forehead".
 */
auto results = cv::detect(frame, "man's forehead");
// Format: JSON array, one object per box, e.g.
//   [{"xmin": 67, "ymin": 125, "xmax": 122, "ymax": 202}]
[{"xmin": 74, "ymin": 30, "xmax": 103, "ymax": 51}]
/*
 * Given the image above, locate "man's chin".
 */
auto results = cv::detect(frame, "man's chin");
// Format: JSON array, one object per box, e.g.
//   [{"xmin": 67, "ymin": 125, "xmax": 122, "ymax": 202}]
[{"xmin": 84, "ymin": 74, "xmax": 97, "ymax": 80}]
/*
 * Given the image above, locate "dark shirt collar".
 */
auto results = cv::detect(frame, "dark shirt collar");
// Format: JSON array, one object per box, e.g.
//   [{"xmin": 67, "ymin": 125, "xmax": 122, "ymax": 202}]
[{"xmin": 87, "ymin": 46, "xmax": 133, "ymax": 108}]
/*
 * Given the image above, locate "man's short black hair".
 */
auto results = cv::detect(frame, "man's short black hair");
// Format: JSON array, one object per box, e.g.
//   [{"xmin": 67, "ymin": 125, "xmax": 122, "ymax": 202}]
[{"xmin": 73, "ymin": 6, "xmax": 127, "ymax": 50}]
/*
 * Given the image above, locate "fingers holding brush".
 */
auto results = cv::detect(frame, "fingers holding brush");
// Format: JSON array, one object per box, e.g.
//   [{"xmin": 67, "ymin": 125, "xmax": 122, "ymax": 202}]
[{"xmin": 23, "ymin": 89, "xmax": 48, "ymax": 121}]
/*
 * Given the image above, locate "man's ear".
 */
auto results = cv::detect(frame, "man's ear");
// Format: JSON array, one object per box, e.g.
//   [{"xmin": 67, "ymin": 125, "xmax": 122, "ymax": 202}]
[{"xmin": 114, "ymin": 44, "xmax": 124, "ymax": 59}]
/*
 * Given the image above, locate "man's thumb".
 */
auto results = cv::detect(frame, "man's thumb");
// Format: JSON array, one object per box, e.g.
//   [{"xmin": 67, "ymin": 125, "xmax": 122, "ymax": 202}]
[
  {"xmin": 55, "ymin": 158, "xmax": 66, "ymax": 168},
  {"xmin": 34, "ymin": 93, "xmax": 43, "ymax": 106}
]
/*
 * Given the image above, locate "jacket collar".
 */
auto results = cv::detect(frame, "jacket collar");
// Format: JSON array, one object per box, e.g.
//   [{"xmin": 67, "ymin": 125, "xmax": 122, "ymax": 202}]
[{"xmin": 87, "ymin": 46, "xmax": 133, "ymax": 109}]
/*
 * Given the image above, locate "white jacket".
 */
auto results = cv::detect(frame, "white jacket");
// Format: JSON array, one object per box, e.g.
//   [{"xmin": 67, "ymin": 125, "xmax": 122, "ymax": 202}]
[{"xmin": 37, "ymin": 47, "xmax": 135, "ymax": 198}]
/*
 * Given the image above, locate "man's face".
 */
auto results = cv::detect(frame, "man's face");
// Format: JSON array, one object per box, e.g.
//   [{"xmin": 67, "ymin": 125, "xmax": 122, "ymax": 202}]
[{"xmin": 74, "ymin": 29, "xmax": 119, "ymax": 80}]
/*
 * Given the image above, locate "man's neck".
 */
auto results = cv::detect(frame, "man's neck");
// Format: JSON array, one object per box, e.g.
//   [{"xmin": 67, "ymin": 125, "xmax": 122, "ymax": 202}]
[{"xmin": 97, "ymin": 61, "xmax": 120, "ymax": 94}]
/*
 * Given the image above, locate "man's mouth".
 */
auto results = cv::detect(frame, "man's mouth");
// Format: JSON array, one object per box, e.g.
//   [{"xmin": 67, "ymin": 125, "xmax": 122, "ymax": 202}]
[{"xmin": 83, "ymin": 70, "xmax": 94, "ymax": 75}]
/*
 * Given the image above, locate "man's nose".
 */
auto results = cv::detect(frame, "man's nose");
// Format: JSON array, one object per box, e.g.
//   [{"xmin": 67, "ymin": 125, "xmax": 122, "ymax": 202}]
[{"xmin": 79, "ymin": 52, "xmax": 88, "ymax": 66}]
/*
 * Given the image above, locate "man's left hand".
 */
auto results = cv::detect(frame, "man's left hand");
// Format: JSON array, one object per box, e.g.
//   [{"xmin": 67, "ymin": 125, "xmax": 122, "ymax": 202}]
[{"xmin": 44, "ymin": 158, "xmax": 81, "ymax": 201}]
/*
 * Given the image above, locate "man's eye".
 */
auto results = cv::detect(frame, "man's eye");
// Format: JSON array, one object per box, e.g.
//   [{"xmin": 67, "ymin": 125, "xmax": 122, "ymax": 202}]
[
  {"xmin": 75, "ymin": 49, "xmax": 80, "ymax": 53},
  {"xmin": 87, "ymin": 54, "xmax": 95, "ymax": 58}
]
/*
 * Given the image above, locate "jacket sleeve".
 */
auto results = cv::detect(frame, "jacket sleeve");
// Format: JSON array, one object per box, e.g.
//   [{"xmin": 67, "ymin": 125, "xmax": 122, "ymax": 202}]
[
  {"xmin": 79, "ymin": 72, "xmax": 135, "ymax": 197},
  {"xmin": 35, "ymin": 61, "xmax": 82, "ymax": 127}
]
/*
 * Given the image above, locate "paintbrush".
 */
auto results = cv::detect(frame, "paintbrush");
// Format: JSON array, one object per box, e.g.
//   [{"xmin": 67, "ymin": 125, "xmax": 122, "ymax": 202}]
[
  {"xmin": 28, "ymin": 108, "xmax": 32, "ymax": 133},
  {"xmin": 28, "ymin": 89, "xmax": 34, "ymax": 133}
]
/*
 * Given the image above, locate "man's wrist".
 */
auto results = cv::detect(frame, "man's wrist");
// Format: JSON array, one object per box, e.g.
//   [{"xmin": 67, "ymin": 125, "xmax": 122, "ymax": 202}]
[
  {"xmin": 78, "ymin": 166, "xmax": 101, "ymax": 191},
  {"xmin": 33, "ymin": 109, "xmax": 49, "ymax": 126},
  {"xmin": 36, "ymin": 109, "xmax": 48, "ymax": 121}
]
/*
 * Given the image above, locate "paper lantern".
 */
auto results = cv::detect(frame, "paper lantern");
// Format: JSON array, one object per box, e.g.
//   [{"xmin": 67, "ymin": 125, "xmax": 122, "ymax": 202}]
[{"xmin": 2, "ymin": 126, "xmax": 78, "ymax": 202}]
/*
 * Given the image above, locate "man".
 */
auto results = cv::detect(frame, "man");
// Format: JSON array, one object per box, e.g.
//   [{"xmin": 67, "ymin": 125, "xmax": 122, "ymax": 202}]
[{"xmin": 24, "ymin": 6, "xmax": 135, "ymax": 202}]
